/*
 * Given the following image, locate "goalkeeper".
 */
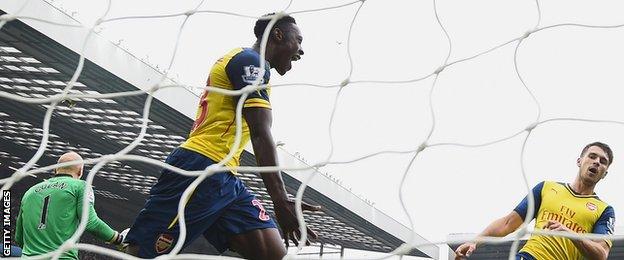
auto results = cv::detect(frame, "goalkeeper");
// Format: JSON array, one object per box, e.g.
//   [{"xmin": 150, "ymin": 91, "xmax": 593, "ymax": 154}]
[{"xmin": 15, "ymin": 151, "xmax": 126, "ymax": 259}]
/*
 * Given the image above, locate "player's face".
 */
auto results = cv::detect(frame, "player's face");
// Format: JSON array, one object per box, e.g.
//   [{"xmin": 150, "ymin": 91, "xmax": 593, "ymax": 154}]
[
  {"xmin": 577, "ymin": 146, "xmax": 610, "ymax": 184},
  {"xmin": 273, "ymin": 23, "xmax": 303, "ymax": 76}
]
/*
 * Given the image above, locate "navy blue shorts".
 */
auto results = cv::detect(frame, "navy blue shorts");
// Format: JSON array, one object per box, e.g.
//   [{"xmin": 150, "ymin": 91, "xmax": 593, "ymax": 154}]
[
  {"xmin": 516, "ymin": 252, "xmax": 536, "ymax": 260},
  {"xmin": 125, "ymin": 147, "xmax": 277, "ymax": 258}
]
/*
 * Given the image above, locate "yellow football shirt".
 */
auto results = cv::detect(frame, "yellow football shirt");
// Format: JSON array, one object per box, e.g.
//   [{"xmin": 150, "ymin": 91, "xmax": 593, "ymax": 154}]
[
  {"xmin": 514, "ymin": 181, "xmax": 615, "ymax": 260},
  {"xmin": 181, "ymin": 48, "xmax": 271, "ymax": 170}
]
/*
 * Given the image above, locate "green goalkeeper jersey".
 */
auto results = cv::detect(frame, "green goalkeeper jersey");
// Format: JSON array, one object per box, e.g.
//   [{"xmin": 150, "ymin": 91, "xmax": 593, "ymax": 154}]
[{"xmin": 15, "ymin": 174, "xmax": 116, "ymax": 259}]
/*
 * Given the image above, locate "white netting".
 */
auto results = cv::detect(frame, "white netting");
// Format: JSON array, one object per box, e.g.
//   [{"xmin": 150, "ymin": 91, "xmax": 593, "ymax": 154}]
[{"xmin": 1, "ymin": 0, "xmax": 624, "ymax": 259}]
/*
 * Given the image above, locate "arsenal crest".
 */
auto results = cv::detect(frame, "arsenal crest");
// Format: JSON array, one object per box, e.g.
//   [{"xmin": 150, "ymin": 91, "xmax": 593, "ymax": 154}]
[
  {"xmin": 155, "ymin": 233, "xmax": 174, "ymax": 254},
  {"xmin": 586, "ymin": 202, "xmax": 597, "ymax": 211}
]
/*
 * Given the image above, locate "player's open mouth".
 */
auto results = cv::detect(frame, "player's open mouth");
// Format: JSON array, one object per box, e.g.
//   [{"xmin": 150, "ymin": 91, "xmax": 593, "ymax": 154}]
[
  {"xmin": 291, "ymin": 54, "xmax": 301, "ymax": 61},
  {"xmin": 588, "ymin": 167, "xmax": 598, "ymax": 174}
]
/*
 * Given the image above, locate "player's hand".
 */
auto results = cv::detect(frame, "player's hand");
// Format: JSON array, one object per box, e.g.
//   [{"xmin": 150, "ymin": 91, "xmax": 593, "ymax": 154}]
[
  {"xmin": 272, "ymin": 197, "xmax": 321, "ymax": 248},
  {"xmin": 543, "ymin": 220, "xmax": 571, "ymax": 233},
  {"xmin": 454, "ymin": 242, "xmax": 477, "ymax": 259},
  {"xmin": 109, "ymin": 228, "xmax": 130, "ymax": 251}
]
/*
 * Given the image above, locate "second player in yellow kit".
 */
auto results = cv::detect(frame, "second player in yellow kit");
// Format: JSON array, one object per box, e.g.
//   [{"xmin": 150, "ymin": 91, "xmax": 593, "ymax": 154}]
[{"xmin": 455, "ymin": 142, "xmax": 616, "ymax": 260}]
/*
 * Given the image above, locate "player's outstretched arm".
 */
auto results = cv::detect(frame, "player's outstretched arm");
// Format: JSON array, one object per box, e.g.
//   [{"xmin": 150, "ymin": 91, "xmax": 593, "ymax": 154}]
[
  {"xmin": 455, "ymin": 211, "xmax": 523, "ymax": 259},
  {"xmin": 243, "ymin": 107, "xmax": 285, "ymax": 199},
  {"xmin": 456, "ymin": 182, "xmax": 544, "ymax": 259},
  {"xmin": 243, "ymin": 107, "xmax": 321, "ymax": 246},
  {"xmin": 76, "ymin": 185, "xmax": 124, "ymax": 245}
]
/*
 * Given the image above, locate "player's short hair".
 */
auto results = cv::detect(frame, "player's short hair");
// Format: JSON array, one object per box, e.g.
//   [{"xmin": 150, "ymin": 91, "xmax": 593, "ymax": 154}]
[
  {"xmin": 254, "ymin": 13, "xmax": 297, "ymax": 40},
  {"xmin": 580, "ymin": 141, "xmax": 614, "ymax": 166}
]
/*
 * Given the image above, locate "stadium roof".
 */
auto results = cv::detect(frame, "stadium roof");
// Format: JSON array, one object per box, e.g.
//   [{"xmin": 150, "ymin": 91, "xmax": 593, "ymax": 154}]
[{"xmin": 0, "ymin": 1, "xmax": 438, "ymax": 258}]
